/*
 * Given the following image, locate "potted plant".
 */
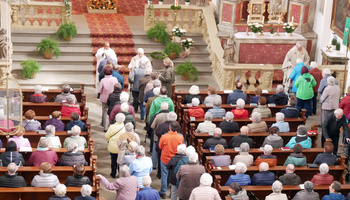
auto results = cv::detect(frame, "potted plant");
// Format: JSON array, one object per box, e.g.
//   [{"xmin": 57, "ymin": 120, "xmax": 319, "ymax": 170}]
[
  {"xmin": 158, "ymin": 0, "xmax": 163, "ymax": 5},
  {"xmin": 36, "ymin": 37, "xmax": 61, "ymax": 59},
  {"xmin": 331, "ymin": 37, "xmax": 337, "ymax": 50},
  {"xmin": 150, "ymin": 51, "xmax": 168, "ymax": 71},
  {"xmin": 20, "ymin": 59, "xmax": 42, "ymax": 79},
  {"xmin": 147, "ymin": 22, "xmax": 170, "ymax": 44},
  {"xmin": 56, "ymin": 22, "xmax": 78, "ymax": 41},
  {"xmin": 282, "ymin": 22, "xmax": 295, "ymax": 37},
  {"xmin": 335, "ymin": 42, "xmax": 341, "ymax": 54},
  {"xmin": 248, "ymin": 23, "xmax": 263, "ymax": 38},
  {"xmin": 171, "ymin": 26, "xmax": 186, "ymax": 43},
  {"xmin": 181, "ymin": 38, "xmax": 194, "ymax": 52},
  {"xmin": 266, "ymin": 24, "xmax": 277, "ymax": 37},
  {"xmin": 164, "ymin": 42, "xmax": 183, "ymax": 60},
  {"xmin": 185, "ymin": 0, "xmax": 190, "ymax": 6},
  {"xmin": 170, "ymin": 5, "xmax": 181, "ymax": 10},
  {"xmin": 176, "ymin": 61, "xmax": 198, "ymax": 81}
]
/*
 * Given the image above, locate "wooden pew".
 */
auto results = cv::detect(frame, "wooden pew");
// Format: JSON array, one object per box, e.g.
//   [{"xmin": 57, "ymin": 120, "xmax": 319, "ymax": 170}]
[
  {"xmin": 23, "ymin": 102, "xmax": 87, "ymax": 117},
  {"xmin": 22, "ymin": 115, "xmax": 90, "ymax": 129}
]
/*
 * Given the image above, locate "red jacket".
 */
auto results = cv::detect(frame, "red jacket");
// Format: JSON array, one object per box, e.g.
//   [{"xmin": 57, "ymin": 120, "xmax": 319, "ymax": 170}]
[
  {"xmin": 311, "ymin": 173, "xmax": 334, "ymax": 186},
  {"xmin": 309, "ymin": 68, "xmax": 323, "ymax": 93},
  {"xmin": 231, "ymin": 108, "xmax": 249, "ymax": 118},
  {"xmin": 340, "ymin": 94, "xmax": 350, "ymax": 117},
  {"xmin": 28, "ymin": 149, "xmax": 59, "ymax": 166},
  {"xmin": 188, "ymin": 107, "xmax": 205, "ymax": 118},
  {"xmin": 61, "ymin": 104, "xmax": 81, "ymax": 117}
]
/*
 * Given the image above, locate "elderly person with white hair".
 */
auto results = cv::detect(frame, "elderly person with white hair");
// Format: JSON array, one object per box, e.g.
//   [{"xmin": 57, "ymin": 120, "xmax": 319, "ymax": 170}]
[
  {"xmin": 318, "ymin": 68, "xmax": 338, "ymax": 95},
  {"xmin": 267, "ymin": 84, "xmax": 289, "ymax": 105},
  {"xmin": 320, "ymin": 76, "xmax": 340, "ymax": 124},
  {"xmin": 128, "ymin": 48, "xmax": 152, "ymax": 71},
  {"xmin": 174, "ymin": 145, "xmax": 196, "ymax": 181},
  {"xmin": 136, "ymin": 176, "xmax": 160, "ymax": 200},
  {"xmin": 61, "ymin": 95, "xmax": 81, "ymax": 117},
  {"xmin": 231, "ymin": 98, "xmax": 249, "ymax": 118},
  {"xmin": 233, "ymin": 142, "xmax": 254, "ymax": 166},
  {"xmin": 228, "ymin": 182, "xmax": 249, "ymax": 200},
  {"xmin": 208, "ymin": 98, "xmax": 226, "ymax": 118},
  {"xmin": 252, "ymin": 162, "xmax": 275, "ymax": 185},
  {"xmin": 30, "ymin": 85, "xmax": 47, "ymax": 103},
  {"xmin": 219, "ymin": 112, "xmax": 239, "ymax": 133},
  {"xmin": 55, "ymin": 84, "xmax": 78, "ymax": 104},
  {"xmin": 120, "ymin": 102, "xmax": 136, "ymax": 127},
  {"xmin": 167, "ymin": 144, "xmax": 187, "ymax": 200},
  {"xmin": 229, "ymin": 126, "xmax": 253, "ymax": 148},
  {"xmin": 225, "ymin": 162, "xmax": 251, "ymax": 186},
  {"xmin": 247, "ymin": 112, "xmax": 268, "ymax": 132},
  {"xmin": 188, "ymin": 98, "xmax": 205, "ymax": 118},
  {"xmin": 58, "ymin": 142, "xmax": 88, "ymax": 166},
  {"xmin": 266, "ymin": 180, "xmax": 288, "ymax": 200},
  {"xmin": 292, "ymin": 181, "xmax": 320, "ymax": 199},
  {"xmin": 177, "ymin": 152, "xmax": 206, "ymax": 200},
  {"xmin": 211, "ymin": 144, "xmax": 231, "ymax": 167},
  {"xmin": 286, "ymin": 125, "xmax": 311, "ymax": 148},
  {"xmin": 271, "ymin": 112, "xmax": 290, "ymax": 132},
  {"xmin": 148, "ymin": 86, "xmax": 175, "ymax": 122},
  {"xmin": 105, "ymin": 113, "xmax": 126, "ymax": 178},
  {"xmin": 195, "ymin": 112, "xmax": 216, "ymax": 133},
  {"xmin": 129, "ymin": 146, "xmax": 153, "ymax": 188},
  {"xmin": 39, "ymin": 125, "xmax": 61, "ymax": 148},
  {"xmin": 144, "ymin": 72, "xmax": 159, "ymax": 95},
  {"xmin": 74, "ymin": 184, "xmax": 96, "ymax": 200},
  {"xmin": 129, "ymin": 59, "xmax": 147, "ymax": 113},
  {"xmin": 121, "ymin": 141, "xmax": 138, "ymax": 166},
  {"xmin": 189, "ymin": 173, "xmax": 221, "ymax": 200},
  {"xmin": 203, "ymin": 127, "xmax": 228, "ymax": 149},
  {"xmin": 138, "ymin": 68, "xmax": 153, "ymax": 121},
  {"xmin": 117, "ymin": 123, "xmax": 140, "ymax": 165},
  {"xmin": 311, "ymin": 163, "xmax": 334, "ymax": 185},
  {"xmin": 48, "ymin": 184, "xmax": 71, "ymax": 200},
  {"xmin": 182, "ymin": 85, "xmax": 203, "ymax": 104},
  {"xmin": 144, "ymin": 79, "xmax": 162, "ymax": 104},
  {"xmin": 98, "ymin": 165, "xmax": 139, "ymax": 200},
  {"xmin": 63, "ymin": 125, "xmax": 87, "ymax": 149},
  {"xmin": 254, "ymin": 144, "xmax": 277, "ymax": 167},
  {"xmin": 309, "ymin": 61, "xmax": 322, "ymax": 115},
  {"xmin": 28, "ymin": 138, "xmax": 59, "ymax": 166},
  {"xmin": 263, "ymin": 127, "xmax": 284, "ymax": 148},
  {"xmin": 0, "ymin": 162, "xmax": 26, "ymax": 187},
  {"xmin": 109, "ymin": 91, "xmax": 136, "ymax": 123}
]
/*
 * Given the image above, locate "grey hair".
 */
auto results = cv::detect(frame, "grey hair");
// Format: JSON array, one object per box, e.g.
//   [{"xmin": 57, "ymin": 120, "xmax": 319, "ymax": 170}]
[
  {"xmin": 185, "ymin": 146, "xmax": 196, "ymax": 156},
  {"xmin": 200, "ymin": 173, "xmax": 213, "ymax": 186},
  {"xmin": 125, "ymin": 122, "xmax": 134, "ymax": 132},
  {"xmin": 264, "ymin": 144, "xmax": 273, "ymax": 154},
  {"xmin": 204, "ymin": 112, "xmax": 213, "ymax": 121},
  {"xmin": 240, "ymin": 126, "xmax": 249, "ymax": 134},
  {"xmin": 145, "ymin": 68, "xmax": 152, "ymax": 75},
  {"xmin": 142, "ymin": 176, "xmax": 152, "ymax": 187},
  {"xmin": 45, "ymin": 125, "xmax": 55, "ymax": 136},
  {"xmin": 153, "ymin": 79, "xmax": 161, "ymax": 88},
  {"xmin": 153, "ymin": 87, "xmax": 161, "ymax": 96},
  {"xmin": 34, "ymin": 85, "xmax": 43, "ymax": 94},
  {"xmin": 327, "ymin": 76, "xmax": 336, "ymax": 86},
  {"xmin": 71, "ymin": 125, "xmax": 81, "ymax": 136},
  {"xmin": 81, "ymin": 184, "xmax": 92, "ymax": 197},
  {"xmin": 160, "ymin": 102, "xmax": 169, "ymax": 110},
  {"xmin": 276, "ymin": 85, "xmax": 284, "ymax": 93},
  {"xmin": 119, "ymin": 165, "xmax": 131, "ymax": 177},
  {"xmin": 310, "ymin": 61, "xmax": 318, "ymax": 69},
  {"xmin": 139, "ymin": 59, "xmax": 146, "ymax": 68},
  {"xmin": 251, "ymin": 112, "xmax": 262, "ymax": 123},
  {"xmin": 322, "ymin": 68, "xmax": 331, "ymax": 75},
  {"xmin": 297, "ymin": 125, "xmax": 307, "ymax": 136},
  {"xmin": 214, "ymin": 98, "xmax": 222, "ymax": 106},
  {"xmin": 120, "ymin": 92, "xmax": 130, "ymax": 103},
  {"xmin": 54, "ymin": 184, "xmax": 67, "ymax": 197},
  {"xmin": 272, "ymin": 180, "xmax": 283, "ymax": 193},
  {"xmin": 39, "ymin": 137, "xmax": 50, "ymax": 148},
  {"xmin": 189, "ymin": 85, "xmax": 200, "ymax": 95},
  {"xmin": 128, "ymin": 141, "xmax": 138, "ymax": 152},
  {"xmin": 259, "ymin": 162, "xmax": 269, "ymax": 171},
  {"xmin": 240, "ymin": 142, "xmax": 250, "ymax": 152},
  {"xmin": 192, "ymin": 98, "xmax": 200, "ymax": 107},
  {"xmin": 177, "ymin": 144, "xmax": 186, "ymax": 154},
  {"xmin": 335, "ymin": 108, "xmax": 344, "ymax": 116},
  {"xmin": 7, "ymin": 162, "xmax": 18, "ymax": 174},
  {"xmin": 235, "ymin": 162, "xmax": 247, "ymax": 173},
  {"xmin": 135, "ymin": 145, "xmax": 145, "ymax": 156},
  {"xmin": 188, "ymin": 152, "xmax": 198, "ymax": 163},
  {"xmin": 225, "ymin": 112, "xmax": 234, "ymax": 121},
  {"xmin": 275, "ymin": 112, "xmax": 285, "ymax": 121},
  {"xmin": 304, "ymin": 181, "xmax": 314, "ymax": 192},
  {"xmin": 62, "ymin": 84, "xmax": 70, "ymax": 93},
  {"xmin": 121, "ymin": 102, "xmax": 129, "ymax": 113},
  {"xmin": 319, "ymin": 163, "xmax": 329, "ymax": 174},
  {"xmin": 236, "ymin": 98, "xmax": 245, "ymax": 109},
  {"xmin": 67, "ymin": 96, "xmax": 75, "ymax": 104},
  {"xmin": 115, "ymin": 113, "xmax": 126, "ymax": 123},
  {"xmin": 214, "ymin": 128, "xmax": 222, "ymax": 136},
  {"xmin": 167, "ymin": 112, "xmax": 177, "ymax": 121},
  {"xmin": 67, "ymin": 142, "xmax": 78, "ymax": 152},
  {"xmin": 286, "ymin": 164, "xmax": 295, "ymax": 171}
]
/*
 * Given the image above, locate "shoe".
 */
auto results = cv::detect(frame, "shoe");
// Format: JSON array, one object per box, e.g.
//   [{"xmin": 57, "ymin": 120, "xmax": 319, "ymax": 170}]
[
  {"xmin": 159, "ymin": 192, "xmax": 166, "ymax": 199},
  {"xmin": 110, "ymin": 173, "xmax": 116, "ymax": 178}
]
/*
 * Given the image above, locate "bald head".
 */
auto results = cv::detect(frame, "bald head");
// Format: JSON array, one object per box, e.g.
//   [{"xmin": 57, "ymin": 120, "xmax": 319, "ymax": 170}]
[
  {"xmin": 214, "ymin": 128, "xmax": 222, "ymax": 137},
  {"xmin": 103, "ymin": 42, "xmax": 110, "ymax": 50},
  {"xmin": 334, "ymin": 108, "xmax": 344, "ymax": 119},
  {"xmin": 286, "ymin": 164, "xmax": 295, "ymax": 173}
]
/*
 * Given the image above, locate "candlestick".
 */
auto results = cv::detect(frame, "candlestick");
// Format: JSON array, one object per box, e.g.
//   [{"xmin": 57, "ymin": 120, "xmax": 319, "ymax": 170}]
[
  {"xmin": 291, "ymin": 16, "xmax": 294, "ymax": 23},
  {"xmin": 278, "ymin": 16, "xmax": 281, "ymax": 25},
  {"xmin": 262, "ymin": 16, "xmax": 265, "ymax": 24}
]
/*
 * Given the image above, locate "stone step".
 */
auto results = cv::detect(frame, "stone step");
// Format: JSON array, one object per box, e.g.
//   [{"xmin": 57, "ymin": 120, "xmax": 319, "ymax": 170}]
[
  {"xmin": 11, "ymin": 30, "xmax": 91, "ymax": 38},
  {"xmin": 12, "ymin": 63, "xmax": 93, "ymax": 72},
  {"xmin": 12, "ymin": 36, "xmax": 92, "ymax": 47},
  {"xmin": 12, "ymin": 54, "xmax": 93, "ymax": 65},
  {"xmin": 13, "ymin": 45, "xmax": 93, "ymax": 56},
  {"xmin": 140, "ymin": 47, "xmax": 210, "ymax": 56}
]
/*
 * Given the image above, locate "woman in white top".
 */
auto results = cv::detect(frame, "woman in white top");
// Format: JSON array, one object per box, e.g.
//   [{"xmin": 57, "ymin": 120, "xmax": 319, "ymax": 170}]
[{"xmin": 38, "ymin": 125, "xmax": 61, "ymax": 148}]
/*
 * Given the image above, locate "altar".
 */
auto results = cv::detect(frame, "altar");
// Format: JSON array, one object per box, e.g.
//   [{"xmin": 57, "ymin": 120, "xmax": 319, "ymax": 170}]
[{"xmin": 233, "ymin": 32, "xmax": 308, "ymax": 65}]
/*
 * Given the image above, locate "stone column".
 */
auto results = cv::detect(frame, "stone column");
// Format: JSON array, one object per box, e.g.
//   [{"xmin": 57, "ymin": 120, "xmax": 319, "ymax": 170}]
[
  {"xmin": 0, "ymin": 1, "xmax": 13, "ymax": 83},
  {"xmin": 217, "ymin": 0, "xmax": 243, "ymax": 34},
  {"xmin": 288, "ymin": 0, "xmax": 316, "ymax": 35}
]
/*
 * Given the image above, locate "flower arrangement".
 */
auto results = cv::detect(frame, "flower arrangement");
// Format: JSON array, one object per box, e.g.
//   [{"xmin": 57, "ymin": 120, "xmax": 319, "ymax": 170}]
[
  {"xmin": 171, "ymin": 5, "xmax": 182, "ymax": 10},
  {"xmin": 266, "ymin": 24, "xmax": 277, "ymax": 34},
  {"xmin": 248, "ymin": 23, "xmax": 263, "ymax": 33},
  {"xmin": 172, "ymin": 26, "xmax": 186, "ymax": 37},
  {"xmin": 181, "ymin": 38, "xmax": 194, "ymax": 48},
  {"xmin": 282, "ymin": 22, "xmax": 295, "ymax": 33}
]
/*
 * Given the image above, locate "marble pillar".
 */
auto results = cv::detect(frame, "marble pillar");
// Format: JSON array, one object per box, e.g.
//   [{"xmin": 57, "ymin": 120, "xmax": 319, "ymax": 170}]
[{"xmin": 217, "ymin": 0, "xmax": 243, "ymax": 34}]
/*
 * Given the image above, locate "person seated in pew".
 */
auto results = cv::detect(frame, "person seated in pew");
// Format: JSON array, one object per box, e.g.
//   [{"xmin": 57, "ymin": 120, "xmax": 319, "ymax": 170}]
[
  {"xmin": 0, "ymin": 141, "xmax": 25, "ymax": 167},
  {"xmin": 278, "ymin": 164, "xmax": 302, "ymax": 185},
  {"xmin": 284, "ymin": 144, "xmax": 306, "ymax": 166},
  {"xmin": 262, "ymin": 127, "xmax": 284, "ymax": 149},
  {"xmin": 65, "ymin": 165, "xmax": 92, "ymax": 187},
  {"xmin": 189, "ymin": 173, "xmax": 221, "ymax": 200},
  {"xmin": 285, "ymin": 125, "xmax": 312, "ymax": 149},
  {"xmin": 120, "ymin": 102, "xmax": 136, "ymax": 128},
  {"xmin": 254, "ymin": 144, "xmax": 277, "ymax": 167},
  {"xmin": 211, "ymin": 144, "xmax": 231, "ymax": 167},
  {"xmin": 313, "ymin": 142, "xmax": 337, "ymax": 166},
  {"xmin": 28, "ymin": 137, "xmax": 59, "ymax": 166},
  {"xmin": 0, "ymin": 162, "xmax": 26, "ymax": 187},
  {"xmin": 249, "ymin": 87, "xmax": 264, "ymax": 104},
  {"xmin": 7, "ymin": 127, "xmax": 31, "ymax": 148},
  {"xmin": 280, "ymin": 96, "xmax": 300, "ymax": 118},
  {"xmin": 58, "ymin": 142, "xmax": 88, "ymax": 166},
  {"xmin": 203, "ymin": 128, "xmax": 228, "ymax": 149},
  {"xmin": 182, "ymin": 85, "xmax": 203, "ymax": 104},
  {"xmin": 231, "ymin": 98, "xmax": 249, "ymax": 119},
  {"xmin": 251, "ymin": 97, "xmax": 272, "ymax": 118},
  {"xmin": 228, "ymin": 126, "xmax": 253, "ymax": 149},
  {"xmin": 66, "ymin": 112, "xmax": 87, "ymax": 131},
  {"xmin": 247, "ymin": 112, "xmax": 268, "ymax": 133},
  {"xmin": 55, "ymin": 84, "xmax": 78, "ymax": 104},
  {"xmin": 30, "ymin": 85, "xmax": 47, "ymax": 103},
  {"xmin": 228, "ymin": 82, "xmax": 247, "ymax": 105},
  {"xmin": 271, "ymin": 112, "xmax": 290, "ymax": 132},
  {"xmin": 203, "ymin": 86, "xmax": 222, "ymax": 105},
  {"xmin": 225, "ymin": 162, "xmax": 251, "ymax": 186},
  {"xmin": 266, "ymin": 180, "xmax": 288, "ymax": 200},
  {"xmin": 322, "ymin": 181, "xmax": 346, "ymax": 200},
  {"xmin": 195, "ymin": 112, "xmax": 216, "ymax": 133},
  {"xmin": 39, "ymin": 125, "xmax": 62, "ymax": 148},
  {"xmin": 31, "ymin": 162, "xmax": 60, "ymax": 187},
  {"xmin": 208, "ymin": 98, "xmax": 226, "ymax": 118},
  {"xmin": 0, "ymin": 109, "xmax": 14, "ymax": 133},
  {"xmin": 252, "ymin": 162, "xmax": 275, "ymax": 185},
  {"xmin": 267, "ymin": 85, "xmax": 289, "ymax": 105},
  {"xmin": 23, "ymin": 109, "xmax": 41, "ymax": 131},
  {"xmin": 61, "ymin": 96, "xmax": 81, "ymax": 117},
  {"xmin": 136, "ymin": 176, "xmax": 161, "ymax": 200},
  {"xmin": 63, "ymin": 126, "xmax": 87, "ymax": 149},
  {"xmin": 74, "ymin": 185, "xmax": 96, "ymax": 200},
  {"xmin": 121, "ymin": 141, "xmax": 138, "ymax": 166},
  {"xmin": 292, "ymin": 181, "xmax": 320, "ymax": 200},
  {"xmin": 219, "ymin": 112, "xmax": 239, "ymax": 133},
  {"xmin": 311, "ymin": 163, "xmax": 334, "ymax": 186},
  {"xmin": 44, "ymin": 111, "xmax": 65, "ymax": 131},
  {"xmin": 228, "ymin": 182, "xmax": 249, "ymax": 200},
  {"xmin": 188, "ymin": 98, "xmax": 205, "ymax": 118},
  {"xmin": 232, "ymin": 142, "xmax": 254, "ymax": 166},
  {"xmin": 48, "ymin": 184, "xmax": 71, "ymax": 200}
]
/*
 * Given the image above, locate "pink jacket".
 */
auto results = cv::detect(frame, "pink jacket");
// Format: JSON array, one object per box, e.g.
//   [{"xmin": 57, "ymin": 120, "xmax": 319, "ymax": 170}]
[
  {"xmin": 109, "ymin": 103, "xmax": 136, "ymax": 122},
  {"xmin": 8, "ymin": 136, "xmax": 31, "ymax": 148},
  {"xmin": 28, "ymin": 149, "xmax": 59, "ymax": 166},
  {"xmin": 99, "ymin": 75, "xmax": 119, "ymax": 103},
  {"xmin": 100, "ymin": 175, "xmax": 139, "ymax": 200}
]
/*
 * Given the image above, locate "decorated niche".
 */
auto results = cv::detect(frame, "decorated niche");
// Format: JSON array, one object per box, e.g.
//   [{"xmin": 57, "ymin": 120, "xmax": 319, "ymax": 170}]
[
  {"xmin": 247, "ymin": 0, "xmax": 266, "ymax": 22},
  {"xmin": 268, "ymin": 0, "xmax": 288, "ymax": 23}
]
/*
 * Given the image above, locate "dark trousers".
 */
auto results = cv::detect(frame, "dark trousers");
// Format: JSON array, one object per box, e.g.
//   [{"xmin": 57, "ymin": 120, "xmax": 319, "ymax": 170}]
[
  {"xmin": 296, "ymin": 98, "xmax": 312, "ymax": 118},
  {"xmin": 311, "ymin": 92, "xmax": 318, "ymax": 115},
  {"xmin": 322, "ymin": 135, "xmax": 339, "ymax": 155},
  {"xmin": 132, "ymin": 91, "xmax": 139, "ymax": 113},
  {"xmin": 110, "ymin": 153, "xmax": 118, "ymax": 176}
]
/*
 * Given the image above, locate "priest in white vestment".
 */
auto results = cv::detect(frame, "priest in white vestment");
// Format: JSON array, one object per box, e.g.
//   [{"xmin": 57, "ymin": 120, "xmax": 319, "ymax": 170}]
[
  {"xmin": 128, "ymin": 48, "xmax": 152, "ymax": 71},
  {"xmin": 95, "ymin": 42, "xmax": 117, "ymax": 90}
]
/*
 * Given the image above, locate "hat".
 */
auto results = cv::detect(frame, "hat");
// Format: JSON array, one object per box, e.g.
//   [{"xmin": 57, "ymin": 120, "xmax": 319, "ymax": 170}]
[{"xmin": 301, "ymin": 66, "xmax": 309, "ymax": 75}]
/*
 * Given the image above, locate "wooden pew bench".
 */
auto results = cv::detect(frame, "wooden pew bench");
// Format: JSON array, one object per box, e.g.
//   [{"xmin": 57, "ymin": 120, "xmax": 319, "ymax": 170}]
[
  {"xmin": 23, "ymin": 102, "xmax": 87, "ymax": 117},
  {"xmin": 22, "ymin": 116, "xmax": 90, "ymax": 129}
]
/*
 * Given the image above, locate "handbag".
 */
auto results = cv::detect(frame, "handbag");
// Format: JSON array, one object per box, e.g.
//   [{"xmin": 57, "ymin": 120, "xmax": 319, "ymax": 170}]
[{"xmin": 107, "ymin": 126, "xmax": 124, "ymax": 143}]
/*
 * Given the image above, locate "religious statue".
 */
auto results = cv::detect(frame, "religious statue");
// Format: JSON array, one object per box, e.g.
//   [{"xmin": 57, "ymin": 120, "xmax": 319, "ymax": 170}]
[
  {"xmin": 195, "ymin": 12, "xmax": 203, "ymax": 27},
  {"xmin": 223, "ymin": 34, "xmax": 235, "ymax": 64},
  {"xmin": 197, "ymin": 0, "xmax": 205, "ymax": 6},
  {"xmin": 0, "ymin": 28, "xmax": 12, "ymax": 60}
]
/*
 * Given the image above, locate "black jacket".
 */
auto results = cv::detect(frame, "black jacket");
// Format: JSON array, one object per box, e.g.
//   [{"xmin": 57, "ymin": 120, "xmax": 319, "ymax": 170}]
[
  {"xmin": 48, "ymin": 195, "xmax": 71, "ymax": 200},
  {"xmin": 219, "ymin": 121, "xmax": 239, "ymax": 133},
  {"xmin": 107, "ymin": 90, "xmax": 121, "ymax": 115},
  {"xmin": 229, "ymin": 134, "xmax": 254, "ymax": 148},
  {"xmin": 182, "ymin": 95, "xmax": 203, "ymax": 104},
  {"xmin": 65, "ymin": 174, "xmax": 92, "ymax": 187},
  {"xmin": 58, "ymin": 152, "xmax": 88, "ymax": 166},
  {"xmin": 267, "ymin": 93, "xmax": 289, "ymax": 105},
  {"xmin": 278, "ymin": 173, "xmax": 301, "ymax": 185},
  {"xmin": 322, "ymin": 111, "xmax": 349, "ymax": 140},
  {"xmin": 0, "ymin": 151, "xmax": 25, "ymax": 167},
  {"xmin": 203, "ymin": 137, "xmax": 228, "ymax": 149},
  {"xmin": 166, "ymin": 153, "xmax": 186, "ymax": 185},
  {"xmin": 280, "ymin": 106, "xmax": 300, "ymax": 118},
  {"xmin": 0, "ymin": 173, "xmax": 26, "ymax": 187}
]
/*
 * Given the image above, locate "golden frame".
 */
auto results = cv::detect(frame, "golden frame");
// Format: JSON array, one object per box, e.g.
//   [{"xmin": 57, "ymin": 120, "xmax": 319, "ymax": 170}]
[
  {"xmin": 331, "ymin": 0, "xmax": 349, "ymax": 38},
  {"xmin": 247, "ymin": 0, "xmax": 266, "ymax": 22}
]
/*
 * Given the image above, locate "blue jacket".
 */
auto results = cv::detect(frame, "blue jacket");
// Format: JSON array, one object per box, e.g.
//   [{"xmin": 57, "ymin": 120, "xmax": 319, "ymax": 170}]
[
  {"xmin": 271, "ymin": 121, "xmax": 290, "ymax": 132},
  {"xmin": 285, "ymin": 136, "xmax": 312, "ymax": 149},
  {"xmin": 252, "ymin": 171, "xmax": 275, "ymax": 185},
  {"xmin": 322, "ymin": 193, "xmax": 345, "ymax": 200},
  {"xmin": 280, "ymin": 106, "xmax": 300, "ymax": 118},
  {"xmin": 208, "ymin": 106, "xmax": 226, "ymax": 118},
  {"xmin": 249, "ymin": 96, "xmax": 263, "ymax": 104},
  {"xmin": 66, "ymin": 120, "xmax": 87, "ymax": 131},
  {"xmin": 225, "ymin": 173, "xmax": 251, "ymax": 186},
  {"xmin": 227, "ymin": 90, "xmax": 247, "ymax": 105},
  {"xmin": 112, "ymin": 71, "xmax": 124, "ymax": 90},
  {"xmin": 136, "ymin": 187, "xmax": 161, "ymax": 200},
  {"xmin": 289, "ymin": 63, "xmax": 310, "ymax": 92},
  {"xmin": 74, "ymin": 196, "xmax": 96, "ymax": 200},
  {"xmin": 98, "ymin": 57, "xmax": 118, "ymax": 81}
]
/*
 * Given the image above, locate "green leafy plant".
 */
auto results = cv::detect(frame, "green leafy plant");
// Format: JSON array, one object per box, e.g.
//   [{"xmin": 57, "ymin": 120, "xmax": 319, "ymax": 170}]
[
  {"xmin": 176, "ymin": 61, "xmax": 198, "ymax": 82},
  {"xmin": 56, "ymin": 22, "xmax": 77, "ymax": 40},
  {"xmin": 185, "ymin": 0, "xmax": 190, "ymax": 2},
  {"xmin": 266, "ymin": 24, "xmax": 277, "ymax": 34},
  {"xmin": 150, "ymin": 52, "xmax": 168, "ymax": 60},
  {"xmin": 159, "ymin": 0, "xmax": 163, "ymax": 2},
  {"xmin": 332, "ymin": 37, "xmax": 338, "ymax": 45},
  {"xmin": 282, "ymin": 22, "xmax": 295, "ymax": 33},
  {"xmin": 336, "ymin": 42, "xmax": 341, "ymax": 51},
  {"xmin": 248, "ymin": 23, "xmax": 263, "ymax": 33},
  {"xmin": 37, "ymin": 37, "xmax": 61, "ymax": 58},
  {"xmin": 181, "ymin": 38, "xmax": 194, "ymax": 48},
  {"xmin": 147, "ymin": 22, "xmax": 170, "ymax": 44},
  {"xmin": 171, "ymin": 26, "xmax": 186, "ymax": 37},
  {"xmin": 164, "ymin": 42, "xmax": 183, "ymax": 57},
  {"xmin": 20, "ymin": 59, "xmax": 41, "ymax": 79},
  {"xmin": 171, "ymin": 5, "xmax": 181, "ymax": 10}
]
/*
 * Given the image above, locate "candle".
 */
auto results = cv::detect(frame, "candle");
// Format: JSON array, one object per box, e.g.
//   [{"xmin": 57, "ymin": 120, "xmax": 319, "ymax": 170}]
[
  {"xmin": 278, "ymin": 17, "xmax": 281, "ymax": 24},
  {"xmin": 247, "ymin": 15, "xmax": 250, "ymax": 24},
  {"xmin": 291, "ymin": 16, "xmax": 294, "ymax": 23},
  {"xmin": 262, "ymin": 16, "xmax": 265, "ymax": 24},
  {"xmin": 175, "ymin": 0, "xmax": 178, "ymax": 6}
]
